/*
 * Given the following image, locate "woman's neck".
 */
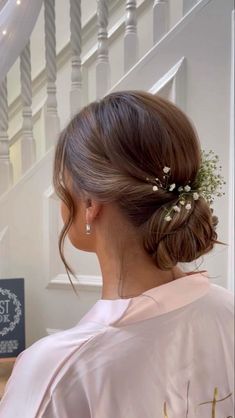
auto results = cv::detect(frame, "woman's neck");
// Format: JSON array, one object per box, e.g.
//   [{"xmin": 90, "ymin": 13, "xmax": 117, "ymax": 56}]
[{"xmin": 96, "ymin": 242, "xmax": 187, "ymax": 300}]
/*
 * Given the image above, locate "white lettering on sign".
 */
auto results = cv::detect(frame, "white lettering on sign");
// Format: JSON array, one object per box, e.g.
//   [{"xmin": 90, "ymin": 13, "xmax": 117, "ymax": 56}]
[
  {"xmin": 0, "ymin": 314, "xmax": 10, "ymax": 323},
  {"xmin": 0, "ymin": 300, "xmax": 10, "ymax": 314},
  {"xmin": 0, "ymin": 339, "xmax": 19, "ymax": 354}
]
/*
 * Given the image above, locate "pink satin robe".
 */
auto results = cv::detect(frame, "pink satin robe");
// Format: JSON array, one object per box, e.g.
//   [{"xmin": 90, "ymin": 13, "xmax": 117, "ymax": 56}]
[{"xmin": 0, "ymin": 271, "xmax": 234, "ymax": 417}]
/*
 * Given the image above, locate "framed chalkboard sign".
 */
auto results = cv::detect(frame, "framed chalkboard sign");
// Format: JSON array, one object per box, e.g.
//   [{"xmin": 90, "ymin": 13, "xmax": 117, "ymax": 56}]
[{"xmin": 0, "ymin": 278, "xmax": 25, "ymax": 358}]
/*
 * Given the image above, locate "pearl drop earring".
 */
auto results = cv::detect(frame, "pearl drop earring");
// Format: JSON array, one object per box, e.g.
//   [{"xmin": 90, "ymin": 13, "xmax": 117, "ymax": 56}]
[{"xmin": 85, "ymin": 223, "xmax": 91, "ymax": 235}]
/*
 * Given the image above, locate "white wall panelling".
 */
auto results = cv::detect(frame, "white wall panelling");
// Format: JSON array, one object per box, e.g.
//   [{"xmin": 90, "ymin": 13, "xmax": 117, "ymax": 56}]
[
  {"xmin": 227, "ymin": 9, "xmax": 234, "ymax": 292},
  {"xmin": 0, "ymin": 226, "xmax": 10, "ymax": 278},
  {"xmin": 153, "ymin": 0, "xmax": 169, "ymax": 44},
  {"xmin": 149, "ymin": 57, "xmax": 186, "ymax": 110},
  {"xmin": 183, "ymin": 0, "xmax": 199, "ymax": 15},
  {"xmin": 47, "ymin": 274, "xmax": 102, "ymax": 291},
  {"xmin": 43, "ymin": 184, "xmax": 62, "ymax": 283}
]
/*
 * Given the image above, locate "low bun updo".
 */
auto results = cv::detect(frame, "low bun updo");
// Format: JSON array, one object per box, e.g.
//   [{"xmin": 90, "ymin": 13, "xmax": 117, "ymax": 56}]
[
  {"xmin": 142, "ymin": 197, "xmax": 219, "ymax": 270},
  {"xmin": 53, "ymin": 90, "xmax": 222, "ymax": 284}
]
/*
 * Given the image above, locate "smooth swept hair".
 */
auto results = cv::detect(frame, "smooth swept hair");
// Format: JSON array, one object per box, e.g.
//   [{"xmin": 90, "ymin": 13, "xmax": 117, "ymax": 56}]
[{"xmin": 53, "ymin": 91, "xmax": 219, "ymax": 289}]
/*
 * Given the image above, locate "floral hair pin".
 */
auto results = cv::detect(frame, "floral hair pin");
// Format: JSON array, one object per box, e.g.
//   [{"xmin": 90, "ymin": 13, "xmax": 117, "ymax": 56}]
[{"xmin": 145, "ymin": 150, "xmax": 226, "ymax": 222}]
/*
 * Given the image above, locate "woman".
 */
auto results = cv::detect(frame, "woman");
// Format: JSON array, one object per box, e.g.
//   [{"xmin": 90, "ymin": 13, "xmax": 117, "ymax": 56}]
[{"xmin": 0, "ymin": 91, "xmax": 234, "ymax": 417}]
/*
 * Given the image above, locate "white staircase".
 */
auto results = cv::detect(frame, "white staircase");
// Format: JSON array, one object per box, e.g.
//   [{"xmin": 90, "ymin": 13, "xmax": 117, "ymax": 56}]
[{"xmin": 0, "ymin": 0, "xmax": 234, "ymax": 347}]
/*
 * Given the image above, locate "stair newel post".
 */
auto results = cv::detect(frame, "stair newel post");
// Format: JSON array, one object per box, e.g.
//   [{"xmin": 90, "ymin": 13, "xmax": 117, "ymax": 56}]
[
  {"xmin": 124, "ymin": 0, "xmax": 138, "ymax": 73},
  {"xmin": 153, "ymin": 0, "xmax": 169, "ymax": 44},
  {"xmin": 20, "ymin": 40, "xmax": 36, "ymax": 174},
  {"xmin": 44, "ymin": 0, "xmax": 60, "ymax": 151},
  {"xmin": 70, "ymin": 0, "xmax": 83, "ymax": 117},
  {"xmin": 0, "ymin": 77, "xmax": 13, "ymax": 195},
  {"xmin": 96, "ymin": 0, "xmax": 110, "ymax": 99}
]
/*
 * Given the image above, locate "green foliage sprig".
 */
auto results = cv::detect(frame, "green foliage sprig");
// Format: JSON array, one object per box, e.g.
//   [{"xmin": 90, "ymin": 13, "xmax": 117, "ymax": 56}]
[{"xmin": 195, "ymin": 150, "xmax": 226, "ymax": 206}]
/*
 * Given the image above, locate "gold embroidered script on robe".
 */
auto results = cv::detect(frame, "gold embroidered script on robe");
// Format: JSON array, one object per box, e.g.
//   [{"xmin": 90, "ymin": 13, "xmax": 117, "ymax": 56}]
[{"xmin": 162, "ymin": 381, "xmax": 234, "ymax": 418}]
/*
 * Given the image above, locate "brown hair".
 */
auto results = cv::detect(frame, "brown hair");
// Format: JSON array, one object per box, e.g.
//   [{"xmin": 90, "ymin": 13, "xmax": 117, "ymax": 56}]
[{"xmin": 53, "ymin": 90, "xmax": 220, "ymax": 292}]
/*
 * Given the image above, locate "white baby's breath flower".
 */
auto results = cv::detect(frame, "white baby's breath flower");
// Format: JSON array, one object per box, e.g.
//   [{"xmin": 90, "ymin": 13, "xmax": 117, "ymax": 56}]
[
  {"xmin": 185, "ymin": 203, "xmax": 192, "ymax": 210},
  {"xmin": 163, "ymin": 166, "xmax": 171, "ymax": 174},
  {"xmin": 184, "ymin": 185, "xmax": 191, "ymax": 192},
  {"xmin": 165, "ymin": 215, "xmax": 172, "ymax": 222},
  {"xmin": 169, "ymin": 183, "xmax": 176, "ymax": 191},
  {"xmin": 173, "ymin": 205, "xmax": 181, "ymax": 212},
  {"xmin": 179, "ymin": 200, "xmax": 185, "ymax": 205},
  {"xmin": 193, "ymin": 192, "xmax": 199, "ymax": 200},
  {"xmin": 152, "ymin": 185, "xmax": 158, "ymax": 191},
  {"xmin": 178, "ymin": 186, "xmax": 183, "ymax": 192}
]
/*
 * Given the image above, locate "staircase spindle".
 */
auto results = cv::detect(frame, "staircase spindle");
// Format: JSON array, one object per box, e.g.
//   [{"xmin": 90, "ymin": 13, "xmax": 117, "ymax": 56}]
[
  {"xmin": 124, "ymin": 0, "xmax": 138, "ymax": 73},
  {"xmin": 44, "ymin": 0, "xmax": 60, "ymax": 150},
  {"xmin": 70, "ymin": 0, "xmax": 82, "ymax": 117},
  {"xmin": 153, "ymin": 0, "xmax": 169, "ymax": 44},
  {"xmin": 0, "ymin": 77, "xmax": 13, "ymax": 195},
  {"xmin": 20, "ymin": 41, "xmax": 36, "ymax": 174},
  {"xmin": 96, "ymin": 0, "xmax": 110, "ymax": 99}
]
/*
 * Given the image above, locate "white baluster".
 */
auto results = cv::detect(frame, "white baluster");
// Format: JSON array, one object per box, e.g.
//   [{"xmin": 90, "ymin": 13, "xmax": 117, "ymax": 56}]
[
  {"xmin": 44, "ymin": 0, "xmax": 60, "ymax": 150},
  {"xmin": 153, "ymin": 0, "xmax": 169, "ymax": 44},
  {"xmin": 96, "ymin": 0, "xmax": 110, "ymax": 99},
  {"xmin": 183, "ymin": 0, "xmax": 199, "ymax": 15},
  {"xmin": 124, "ymin": 0, "xmax": 138, "ymax": 73},
  {"xmin": 20, "ymin": 41, "xmax": 36, "ymax": 174},
  {"xmin": 70, "ymin": 0, "xmax": 82, "ymax": 117},
  {"xmin": 0, "ymin": 77, "xmax": 13, "ymax": 195}
]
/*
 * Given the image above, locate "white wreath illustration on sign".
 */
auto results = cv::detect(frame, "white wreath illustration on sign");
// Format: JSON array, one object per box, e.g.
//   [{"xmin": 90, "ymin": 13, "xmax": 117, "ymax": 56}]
[{"xmin": 0, "ymin": 287, "xmax": 22, "ymax": 337}]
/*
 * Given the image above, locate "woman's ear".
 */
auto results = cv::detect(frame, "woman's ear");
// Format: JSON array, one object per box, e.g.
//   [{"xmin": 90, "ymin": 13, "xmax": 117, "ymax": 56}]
[{"xmin": 85, "ymin": 199, "xmax": 102, "ymax": 224}]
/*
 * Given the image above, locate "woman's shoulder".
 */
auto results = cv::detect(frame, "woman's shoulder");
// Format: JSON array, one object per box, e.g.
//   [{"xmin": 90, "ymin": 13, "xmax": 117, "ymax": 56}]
[
  {"xmin": 16, "ymin": 319, "xmax": 107, "ymax": 376},
  {"xmin": 202, "ymin": 281, "xmax": 234, "ymax": 320},
  {"xmin": 208, "ymin": 282, "xmax": 234, "ymax": 306},
  {"xmin": 0, "ymin": 320, "xmax": 107, "ymax": 417}
]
